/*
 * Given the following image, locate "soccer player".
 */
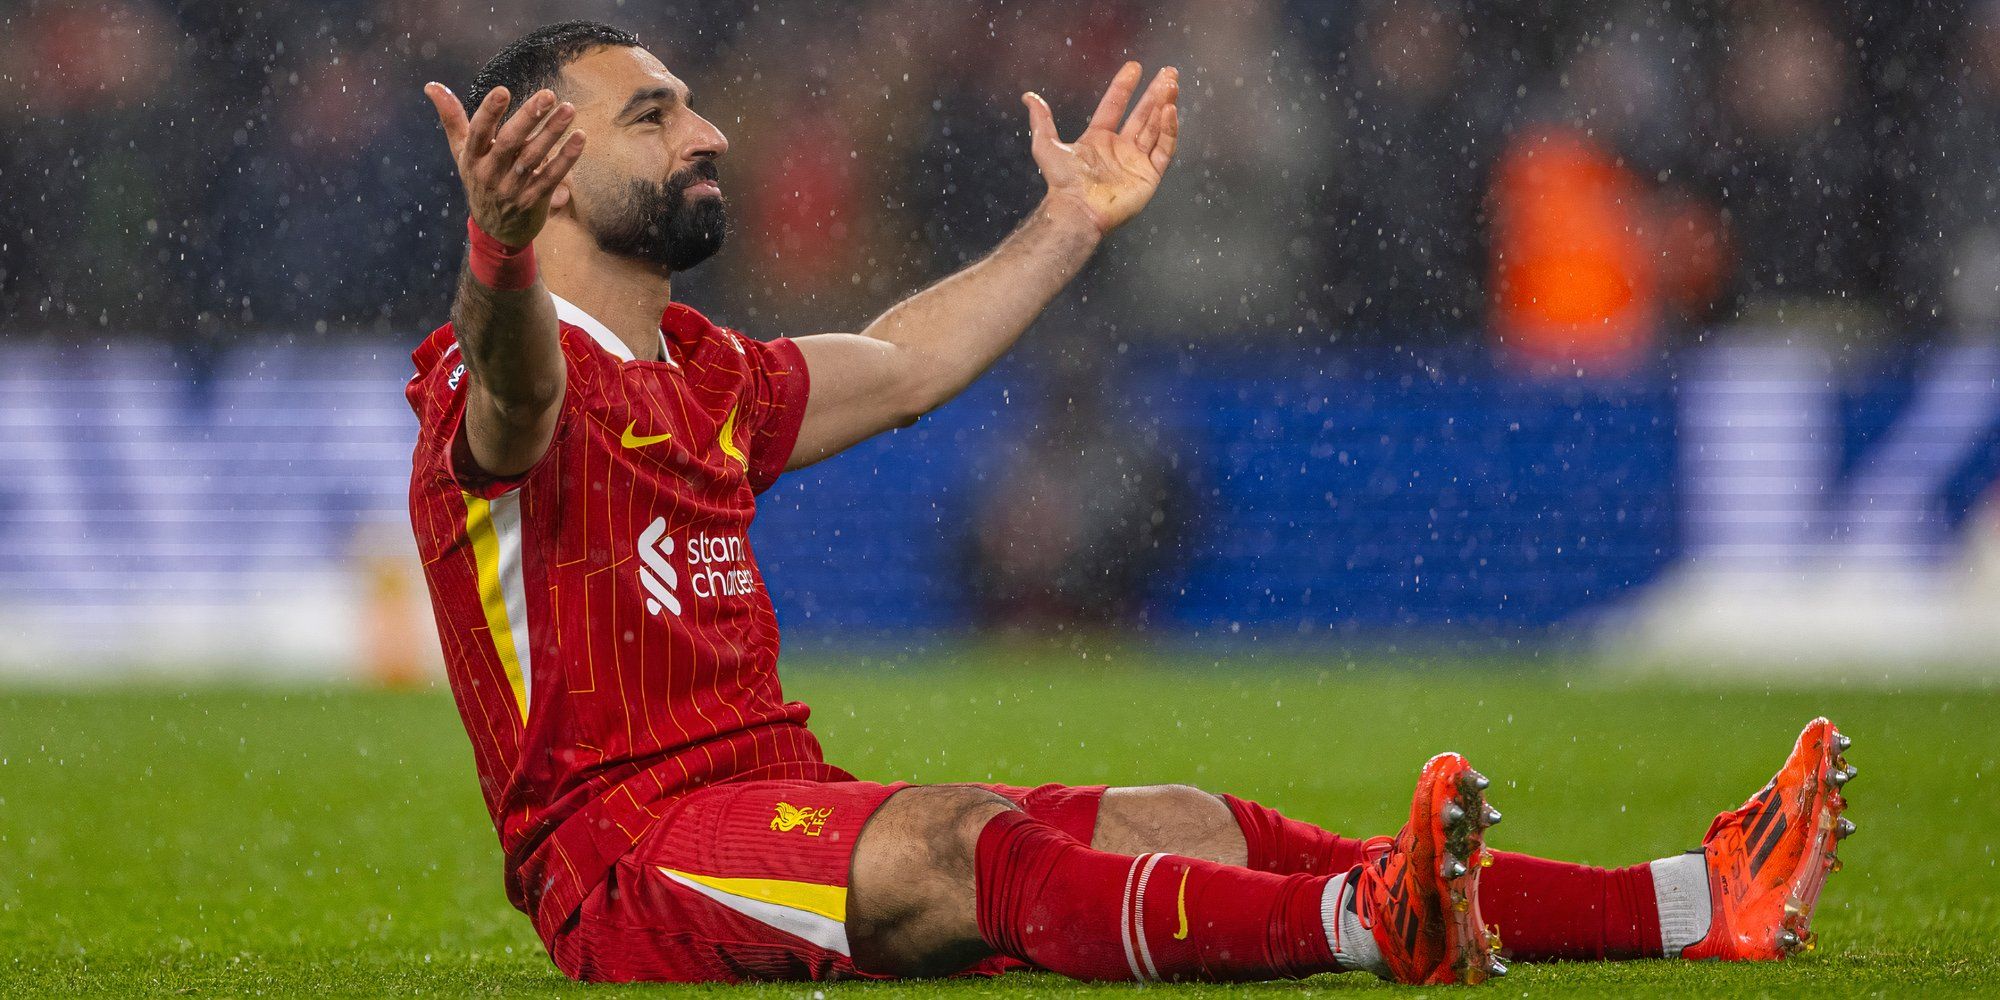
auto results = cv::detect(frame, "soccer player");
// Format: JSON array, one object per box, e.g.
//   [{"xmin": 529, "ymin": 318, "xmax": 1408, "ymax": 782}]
[{"xmin": 406, "ymin": 20, "xmax": 1856, "ymax": 985}]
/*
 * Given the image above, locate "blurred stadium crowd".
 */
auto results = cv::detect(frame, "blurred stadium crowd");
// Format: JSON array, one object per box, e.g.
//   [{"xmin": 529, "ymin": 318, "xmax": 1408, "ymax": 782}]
[
  {"xmin": 6, "ymin": 0, "xmax": 2000, "ymax": 363},
  {"xmin": 4, "ymin": 0, "xmax": 2000, "ymax": 672}
]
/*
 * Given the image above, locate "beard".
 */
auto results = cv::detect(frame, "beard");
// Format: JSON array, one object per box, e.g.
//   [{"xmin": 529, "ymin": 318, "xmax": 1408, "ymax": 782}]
[{"xmin": 585, "ymin": 160, "xmax": 728, "ymax": 271}]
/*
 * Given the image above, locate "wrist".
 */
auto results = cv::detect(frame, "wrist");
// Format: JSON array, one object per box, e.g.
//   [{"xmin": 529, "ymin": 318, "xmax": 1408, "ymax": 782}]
[
  {"xmin": 1036, "ymin": 193, "xmax": 1107, "ymax": 243},
  {"xmin": 467, "ymin": 216, "xmax": 538, "ymax": 291}
]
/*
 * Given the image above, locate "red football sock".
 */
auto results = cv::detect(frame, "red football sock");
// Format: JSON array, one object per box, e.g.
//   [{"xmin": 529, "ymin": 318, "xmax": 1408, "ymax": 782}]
[
  {"xmin": 1482, "ymin": 852, "xmax": 1662, "ymax": 961},
  {"xmin": 1225, "ymin": 797, "xmax": 1663, "ymax": 961},
  {"xmin": 974, "ymin": 810, "xmax": 1339, "ymax": 982},
  {"xmin": 1222, "ymin": 794, "xmax": 1368, "ymax": 874}
]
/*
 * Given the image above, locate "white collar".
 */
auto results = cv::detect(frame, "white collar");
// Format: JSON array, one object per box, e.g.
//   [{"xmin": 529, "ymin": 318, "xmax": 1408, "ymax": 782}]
[{"xmin": 550, "ymin": 293, "xmax": 674, "ymax": 366}]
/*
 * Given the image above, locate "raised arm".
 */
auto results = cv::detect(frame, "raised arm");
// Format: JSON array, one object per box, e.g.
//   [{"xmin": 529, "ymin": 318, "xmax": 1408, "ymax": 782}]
[
  {"xmin": 786, "ymin": 62, "xmax": 1180, "ymax": 470},
  {"xmin": 423, "ymin": 82, "xmax": 588, "ymax": 478}
]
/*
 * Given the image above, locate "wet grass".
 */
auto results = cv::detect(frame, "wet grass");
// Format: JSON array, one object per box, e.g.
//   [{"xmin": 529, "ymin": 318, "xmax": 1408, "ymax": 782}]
[{"xmin": 1, "ymin": 652, "xmax": 1994, "ymax": 996}]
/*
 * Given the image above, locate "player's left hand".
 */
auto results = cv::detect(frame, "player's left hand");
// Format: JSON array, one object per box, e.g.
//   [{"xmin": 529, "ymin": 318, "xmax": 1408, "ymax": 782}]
[{"xmin": 1023, "ymin": 62, "xmax": 1180, "ymax": 236}]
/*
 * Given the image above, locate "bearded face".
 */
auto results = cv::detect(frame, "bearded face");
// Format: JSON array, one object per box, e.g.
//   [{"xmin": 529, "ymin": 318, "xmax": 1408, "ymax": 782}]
[{"xmin": 582, "ymin": 159, "xmax": 728, "ymax": 271}]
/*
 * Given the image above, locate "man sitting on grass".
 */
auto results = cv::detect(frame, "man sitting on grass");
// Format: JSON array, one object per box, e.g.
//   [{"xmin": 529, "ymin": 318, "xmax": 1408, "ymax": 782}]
[{"xmin": 404, "ymin": 19, "xmax": 1856, "ymax": 984}]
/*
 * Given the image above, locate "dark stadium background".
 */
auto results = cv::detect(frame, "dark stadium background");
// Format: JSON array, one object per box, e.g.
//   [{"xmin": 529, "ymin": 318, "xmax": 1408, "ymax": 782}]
[{"xmin": 2, "ymin": 0, "xmax": 1997, "ymax": 668}]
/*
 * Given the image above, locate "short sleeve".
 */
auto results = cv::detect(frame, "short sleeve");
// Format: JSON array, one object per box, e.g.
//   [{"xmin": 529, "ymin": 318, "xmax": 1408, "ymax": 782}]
[
  {"xmin": 739, "ymin": 335, "xmax": 811, "ymax": 495},
  {"xmin": 409, "ymin": 329, "xmax": 583, "ymax": 500}
]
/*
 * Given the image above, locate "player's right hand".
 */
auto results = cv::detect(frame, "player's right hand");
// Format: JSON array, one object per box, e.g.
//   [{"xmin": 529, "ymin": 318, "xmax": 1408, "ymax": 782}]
[{"xmin": 424, "ymin": 82, "xmax": 587, "ymax": 248}]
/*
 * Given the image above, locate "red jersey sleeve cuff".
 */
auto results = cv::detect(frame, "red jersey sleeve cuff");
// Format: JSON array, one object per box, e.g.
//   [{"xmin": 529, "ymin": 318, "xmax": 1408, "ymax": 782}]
[
  {"xmin": 434, "ymin": 371, "xmax": 573, "ymax": 499},
  {"xmin": 446, "ymin": 402, "xmax": 567, "ymax": 499}
]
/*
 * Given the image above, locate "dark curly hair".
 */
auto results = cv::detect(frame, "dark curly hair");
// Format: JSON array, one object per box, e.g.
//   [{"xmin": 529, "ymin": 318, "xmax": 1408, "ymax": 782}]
[{"xmin": 463, "ymin": 20, "xmax": 641, "ymax": 124}]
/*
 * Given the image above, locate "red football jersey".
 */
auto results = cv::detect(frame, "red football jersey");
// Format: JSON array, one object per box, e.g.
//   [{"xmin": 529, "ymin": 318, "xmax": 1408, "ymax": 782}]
[{"xmin": 405, "ymin": 295, "xmax": 849, "ymax": 943}]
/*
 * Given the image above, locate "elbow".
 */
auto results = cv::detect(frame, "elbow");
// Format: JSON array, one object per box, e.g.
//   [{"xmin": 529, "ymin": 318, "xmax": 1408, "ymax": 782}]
[
  {"xmin": 889, "ymin": 374, "xmax": 947, "ymax": 428},
  {"xmin": 867, "ymin": 340, "xmax": 949, "ymax": 427},
  {"xmin": 890, "ymin": 390, "xmax": 931, "ymax": 429}
]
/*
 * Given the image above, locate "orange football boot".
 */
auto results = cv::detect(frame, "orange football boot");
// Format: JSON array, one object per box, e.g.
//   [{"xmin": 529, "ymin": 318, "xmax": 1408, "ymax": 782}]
[
  {"xmin": 1350, "ymin": 752, "xmax": 1506, "ymax": 984},
  {"xmin": 1681, "ymin": 717, "xmax": 1855, "ymax": 961}
]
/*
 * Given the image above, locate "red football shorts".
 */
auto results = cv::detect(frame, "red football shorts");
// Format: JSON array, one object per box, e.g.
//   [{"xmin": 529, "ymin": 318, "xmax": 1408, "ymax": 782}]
[{"xmin": 547, "ymin": 779, "xmax": 1106, "ymax": 982}]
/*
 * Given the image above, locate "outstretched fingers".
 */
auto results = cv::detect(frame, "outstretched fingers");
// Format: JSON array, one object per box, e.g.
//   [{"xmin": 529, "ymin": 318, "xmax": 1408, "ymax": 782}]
[
  {"xmin": 1149, "ymin": 104, "xmax": 1179, "ymax": 174},
  {"xmin": 1086, "ymin": 61, "xmax": 1143, "ymax": 134},
  {"xmin": 524, "ymin": 130, "xmax": 587, "ymax": 199},
  {"xmin": 1021, "ymin": 91, "xmax": 1059, "ymax": 147},
  {"xmin": 465, "ymin": 85, "xmax": 512, "ymax": 158},
  {"xmin": 512, "ymin": 100, "xmax": 577, "ymax": 181},
  {"xmin": 424, "ymin": 82, "xmax": 470, "ymax": 154},
  {"xmin": 493, "ymin": 90, "xmax": 556, "ymax": 150},
  {"xmin": 1121, "ymin": 66, "xmax": 1178, "ymax": 141}
]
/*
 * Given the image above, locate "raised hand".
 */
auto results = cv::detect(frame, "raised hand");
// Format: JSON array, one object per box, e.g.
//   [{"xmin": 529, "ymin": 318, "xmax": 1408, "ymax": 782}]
[
  {"xmin": 424, "ymin": 82, "xmax": 587, "ymax": 247},
  {"xmin": 1021, "ymin": 63, "xmax": 1180, "ymax": 236}
]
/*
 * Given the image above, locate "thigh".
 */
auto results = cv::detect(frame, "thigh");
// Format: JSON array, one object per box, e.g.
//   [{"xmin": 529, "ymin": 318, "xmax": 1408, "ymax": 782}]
[{"xmin": 561, "ymin": 778, "xmax": 908, "ymax": 983}]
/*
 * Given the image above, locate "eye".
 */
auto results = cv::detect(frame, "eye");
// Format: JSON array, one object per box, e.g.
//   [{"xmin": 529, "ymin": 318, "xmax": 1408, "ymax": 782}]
[{"xmin": 636, "ymin": 108, "xmax": 663, "ymax": 124}]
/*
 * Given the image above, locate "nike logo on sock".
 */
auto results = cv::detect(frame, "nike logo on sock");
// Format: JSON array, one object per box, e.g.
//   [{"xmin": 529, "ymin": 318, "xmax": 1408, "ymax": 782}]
[{"xmin": 1173, "ymin": 869, "xmax": 1191, "ymax": 940}]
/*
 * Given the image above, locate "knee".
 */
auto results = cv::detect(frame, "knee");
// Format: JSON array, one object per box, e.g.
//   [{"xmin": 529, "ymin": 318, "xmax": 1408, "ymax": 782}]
[
  {"xmin": 1096, "ymin": 784, "xmax": 1242, "ymax": 862},
  {"xmin": 849, "ymin": 784, "xmax": 1015, "ymax": 974},
  {"xmin": 1101, "ymin": 783, "xmax": 1229, "ymax": 831},
  {"xmin": 898, "ymin": 783, "xmax": 1018, "ymax": 871},
  {"xmin": 856, "ymin": 785, "xmax": 1011, "ymax": 891}
]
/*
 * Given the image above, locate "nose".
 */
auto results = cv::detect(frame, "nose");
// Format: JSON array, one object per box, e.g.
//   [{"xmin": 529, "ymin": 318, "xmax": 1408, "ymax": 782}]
[{"xmin": 686, "ymin": 111, "xmax": 728, "ymax": 161}]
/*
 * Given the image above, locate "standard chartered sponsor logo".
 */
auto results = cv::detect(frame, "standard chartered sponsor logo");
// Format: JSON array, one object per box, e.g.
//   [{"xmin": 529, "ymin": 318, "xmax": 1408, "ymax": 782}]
[
  {"xmin": 637, "ymin": 517, "xmax": 756, "ymax": 618},
  {"xmin": 637, "ymin": 518, "xmax": 681, "ymax": 616}
]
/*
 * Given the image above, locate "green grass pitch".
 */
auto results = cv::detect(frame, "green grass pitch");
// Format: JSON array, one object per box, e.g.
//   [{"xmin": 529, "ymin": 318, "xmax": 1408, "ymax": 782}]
[{"xmin": 2, "ymin": 654, "xmax": 1996, "ymax": 997}]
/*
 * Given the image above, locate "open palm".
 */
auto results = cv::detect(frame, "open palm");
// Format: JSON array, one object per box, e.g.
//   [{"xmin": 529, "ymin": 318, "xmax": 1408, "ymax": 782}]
[{"xmin": 1023, "ymin": 63, "xmax": 1180, "ymax": 235}]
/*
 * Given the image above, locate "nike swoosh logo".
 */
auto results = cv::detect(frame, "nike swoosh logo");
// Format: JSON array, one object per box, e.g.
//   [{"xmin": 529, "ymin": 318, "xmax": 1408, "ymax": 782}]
[
  {"xmin": 1172, "ymin": 868, "xmax": 1190, "ymax": 940},
  {"xmin": 621, "ymin": 421, "xmax": 673, "ymax": 449}
]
